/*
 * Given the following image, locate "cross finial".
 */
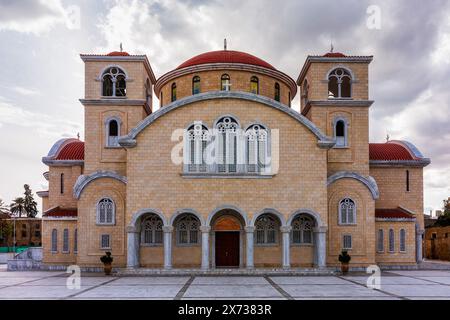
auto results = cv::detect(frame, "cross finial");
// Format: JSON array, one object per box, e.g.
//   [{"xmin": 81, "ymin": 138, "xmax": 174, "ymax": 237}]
[
  {"xmin": 386, "ymin": 133, "xmax": 390, "ymax": 142},
  {"xmin": 330, "ymin": 41, "xmax": 334, "ymax": 53},
  {"xmin": 77, "ymin": 132, "xmax": 80, "ymax": 140},
  {"xmin": 120, "ymin": 42, "xmax": 123, "ymax": 52},
  {"xmin": 224, "ymin": 38, "xmax": 227, "ymax": 50}
]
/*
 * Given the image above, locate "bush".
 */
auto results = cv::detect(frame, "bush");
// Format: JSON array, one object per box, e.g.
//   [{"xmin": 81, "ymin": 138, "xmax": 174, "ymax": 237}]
[
  {"xmin": 339, "ymin": 250, "xmax": 351, "ymax": 263},
  {"xmin": 100, "ymin": 251, "xmax": 113, "ymax": 264}
]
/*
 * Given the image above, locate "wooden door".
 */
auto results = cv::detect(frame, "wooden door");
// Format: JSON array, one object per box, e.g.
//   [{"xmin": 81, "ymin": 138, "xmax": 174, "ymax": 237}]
[{"xmin": 215, "ymin": 232, "xmax": 240, "ymax": 267}]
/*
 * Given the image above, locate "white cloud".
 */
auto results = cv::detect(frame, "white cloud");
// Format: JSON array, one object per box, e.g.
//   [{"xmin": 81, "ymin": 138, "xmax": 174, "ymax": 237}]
[
  {"xmin": 0, "ymin": 0, "xmax": 78, "ymax": 35},
  {"xmin": 11, "ymin": 86, "xmax": 41, "ymax": 96}
]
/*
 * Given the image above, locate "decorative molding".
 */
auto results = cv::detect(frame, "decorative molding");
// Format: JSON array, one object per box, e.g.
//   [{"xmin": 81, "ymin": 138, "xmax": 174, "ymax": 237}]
[
  {"xmin": 42, "ymin": 138, "xmax": 84, "ymax": 167},
  {"xmin": 250, "ymin": 208, "xmax": 286, "ymax": 227},
  {"xmin": 170, "ymin": 208, "xmax": 205, "ymax": 226},
  {"xmin": 36, "ymin": 191, "xmax": 49, "ymax": 198},
  {"xmin": 181, "ymin": 173, "xmax": 274, "ymax": 179},
  {"xmin": 118, "ymin": 91, "xmax": 335, "ymax": 149},
  {"xmin": 369, "ymin": 159, "xmax": 431, "ymax": 167},
  {"xmin": 206, "ymin": 205, "xmax": 249, "ymax": 227},
  {"xmin": 79, "ymin": 99, "xmax": 151, "ymax": 115},
  {"xmin": 129, "ymin": 208, "xmax": 167, "ymax": 228},
  {"xmin": 154, "ymin": 62, "xmax": 297, "ymax": 97},
  {"xmin": 327, "ymin": 171, "xmax": 380, "ymax": 200},
  {"xmin": 41, "ymin": 159, "xmax": 84, "ymax": 167},
  {"xmin": 286, "ymin": 209, "xmax": 325, "ymax": 227},
  {"xmin": 73, "ymin": 171, "xmax": 127, "ymax": 199},
  {"xmin": 376, "ymin": 218, "xmax": 416, "ymax": 222}
]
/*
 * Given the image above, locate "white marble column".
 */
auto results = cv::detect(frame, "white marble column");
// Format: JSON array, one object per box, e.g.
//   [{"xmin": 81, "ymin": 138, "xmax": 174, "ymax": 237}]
[
  {"xmin": 163, "ymin": 226, "xmax": 173, "ymax": 269},
  {"xmin": 201, "ymin": 226, "xmax": 211, "ymax": 270},
  {"xmin": 126, "ymin": 226, "xmax": 140, "ymax": 268},
  {"xmin": 280, "ymin": 226, "xmax": 292, "ymax": 269},
  {"xmin": 416, "ymin": 227, "xmax": 424, "ymax": 263},
  {"xmin": 245, "ymin": 226, "xmax": 255, "ymax": 269},
  {"xmin": 313, "ymin": 226, "xmax": 327, "ymax": 268}
]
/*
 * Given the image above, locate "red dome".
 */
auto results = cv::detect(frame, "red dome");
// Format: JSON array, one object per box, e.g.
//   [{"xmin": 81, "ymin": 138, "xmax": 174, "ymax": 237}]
[
  {"xmin": 369, "ymin": 143, "xmax": 415, "ymax": 161},
  {"xmin": 323, "ymin": 52, "xmax": 346, "ymax": 57},
  {"xmin": 55, "ymin": 141, "xmax": 85, "ymax": 160},
  {"xmin": 107, "ymin": 51, "xmax": 130, "ymax": 56},
  {"xmin": 177, "ymin": 50, "xmax": 275, "ymax": 70}
]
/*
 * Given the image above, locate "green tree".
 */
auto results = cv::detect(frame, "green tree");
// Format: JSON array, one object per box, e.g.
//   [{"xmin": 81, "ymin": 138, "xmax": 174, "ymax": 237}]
[
  {"xmin": 435, "ymin": 198, "xmax": 450, "ymax": 227},
  {"xmin": 0, "ymin": 199, "xmax": 10, "ymax": 215},
  {"xmin": 23, "ymin": 184, "xmax": 38, "ymax": 218},
  {"xmin": 10, "ymin": 197, "xmax": 25, "ymax": 217},
  {"xmin": 0, "ymin": 219, "xmax": 13, "ymax": 246}
]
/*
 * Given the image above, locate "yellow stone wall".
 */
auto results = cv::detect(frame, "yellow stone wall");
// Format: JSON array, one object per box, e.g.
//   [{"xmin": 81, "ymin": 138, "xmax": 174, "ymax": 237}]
[
  {"xmin": 48, "ymin": 166, "xmax": 82, "ymax": 209},
  {"xmin": 159, "ymin": 70, "xmax": 292, "ymax": 107},
  {"xmin": 370, "ymin": 167, "xmax": 425, "ymax": 229},
  {"xmin": 327, "ymin": 178, "xmax": 376, "ymax": 267},
  {"xmin": 374, "ymin": 221, "xmax": 416, "ymax": 265},
  {"xmin": 42, "ymin": 218, "xmax": 77, "ymax": 265}
]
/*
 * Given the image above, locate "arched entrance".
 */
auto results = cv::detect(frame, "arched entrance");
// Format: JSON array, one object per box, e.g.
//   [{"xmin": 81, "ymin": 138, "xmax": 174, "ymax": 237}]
[{"xmin": 210, "ymin": 209, "xmax": 246, "ymax": 268}]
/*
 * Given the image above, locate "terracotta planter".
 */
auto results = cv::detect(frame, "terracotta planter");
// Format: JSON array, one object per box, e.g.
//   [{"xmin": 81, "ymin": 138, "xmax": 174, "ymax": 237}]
[
  {"xmin": 341, "ymin": 263, "xmax": 349, "ymax": 274},
  {"xmin": 103, "ymin": 263, "xmax": 112, "ymax": 275}
]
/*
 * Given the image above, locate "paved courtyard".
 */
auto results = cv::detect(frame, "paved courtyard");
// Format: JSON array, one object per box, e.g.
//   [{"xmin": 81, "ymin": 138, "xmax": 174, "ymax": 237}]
[{"xmin": 0, "ymin": 267, "xmax": 450, "ymax": 300}]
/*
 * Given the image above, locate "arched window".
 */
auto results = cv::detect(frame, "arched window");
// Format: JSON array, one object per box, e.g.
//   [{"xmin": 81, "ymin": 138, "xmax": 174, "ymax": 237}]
[
  {"xmin": 292, "ymin": 215, "xmax": 313, "ymax": 244},
  {"xmin": 389, "ymin": 228, "xmax": 395, "ymax": 252},
  {"xmin": 221, "ymin": 74, "xmax": 231, "ymax": 91},
  {"xmin": 406, "ymin": 170, "xmax": 410, "ymax": 192},
  {"xmin": 63, "ymin": 229, "xmax": 69, "ymax": 253},
  {"xmin": 246, "ymin": 124, "xmax": 269, "ymax": 173},
  {"xmin": 74, "ymin": 228, "xmax": 78, "ymax": 253},
  {"xmin": 141, "ymin": 214, "xmax": 163, "ymax": 245},
  {"xmin": 106, "ymin": 118, "xmax": 120, "ymax": 147},
  {"xmin": 274, "ymin": 83, "xmax": 280, "ymax": 102},
  {"xmin": 192, "ymin": 76, "xmax": 201, "ymax": 95},
  {"xmin": 60, "ymin": 173, "xmax": 64, "ymax": 194},
  {"xmin": 102, "ymin": 66, "xmax": 127, "ymax": 97},
  {"xmin": 250, "ymin": 76, "xmax": 259, "ymax": 94},
  {"xmin": 328, "ymin": 68, "xmax": 351, "ymax": 98},
  {"xmin": 400, "ymin": 229, "xmax": 406, "ymax": 252},
  {"xmin": 216, "ymin": 116, "xmax": 239, "ymax": 173},
  {"xmin": 302, "ymin": 79, "xmax": 309, "ymax": 106},
  {"xmin": 339, "ymin": 198, "xmax": 356, "ymax": 224},
  {"xmin": 255, "ymin": 215, "xmax": 277, "ymax": 245},
  {"xmin": 51, "ymin": 229, "xmax": 57, "ymax": 252},
  {"xmin": 288, "ymin": 92, "xmax": 291, "ymax": 107},
  {"xmin": 377, "ymin": 229, "xmax": 384, "ymax": 252},
  {"xmin": 334, "ymin": 118, "xmax": 347, "ymax": 147},
  {"xmin": 171, "ymin": 82, "xmax": 177, "ymax": 102},
  {"xmin": 176, "ymin": 215, "xmax": 200, "ymax": 245},
  {"xmin": 186, "ymin": 123, "xmax": 210, "ymax": 173},
  {"xmin": 97, "ymin": 198, "xmax": 115, "ymax": 225},
  {"xmin": 160, "ymin": 92, "xmax": 163, "ymax": 108}
]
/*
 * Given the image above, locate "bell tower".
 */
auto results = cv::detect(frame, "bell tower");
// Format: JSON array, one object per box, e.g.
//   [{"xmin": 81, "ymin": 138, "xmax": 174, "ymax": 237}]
[
  {"xmin": 297, "ymin": 51, "xmax": 373, "ymax": 176},
  {"xmin": 79, "ymin": 50, "xmax": 156, "ymax": 175}
]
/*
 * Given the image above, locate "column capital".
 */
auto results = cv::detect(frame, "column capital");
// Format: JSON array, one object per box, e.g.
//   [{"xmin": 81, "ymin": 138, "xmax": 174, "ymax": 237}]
[
  {"xmin": 280, "ymin": 226, "xmax": 292, "ymax": 233},
  {"xmin": 126, "ymin": 226, "xmax": 139, "ymax": 233},
  {"xmin": 245, "ymin": 226, "xmax": 255, "ymax": 233},
  {"xmin": 416, "ymin": 229, "xmax": 425, "ymax": 236},
  {"xmin": 313, "ymin": 226, "xmax": 328, "ymax": 233},
  {"xmin": 163, "ymin": 226, "xmax": 174, "ymax": 233},
  {"xmin": 200, "ymin": 226, "xmax": 211, "ymax": 233}
]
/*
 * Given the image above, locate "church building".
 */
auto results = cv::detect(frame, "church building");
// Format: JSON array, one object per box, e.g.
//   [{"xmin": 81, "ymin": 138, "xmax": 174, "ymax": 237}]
[{"xmin": 37, "ymin": 46, "xmax": 430, "ymax": 271}]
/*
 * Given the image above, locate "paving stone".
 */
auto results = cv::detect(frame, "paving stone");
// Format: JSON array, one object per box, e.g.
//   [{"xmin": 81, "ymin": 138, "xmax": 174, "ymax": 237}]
[
  {"xmin": 192, "ymin": 276, "xmax": 268, "ymax": 285},
  {"xmin": 381, "ymin": 284, "xmax": 450, "ymax": 297},
  {"xmin": 388, "ymin": 270, "xmax": 450, "ymax": 277},
  {"xmin": 21, "ymin": 277, "xmax": 114, "ymax": 286},
  {"xmin": 278, "ymin": 284, "xmax": 389, "ymax": 298},
  {"xmin": 342, "ymin": 276, "xmax": 432, "ymax": 285},
  {"xmin": 109, "ymin": 277, "xmax": 190, "ymax": 285},
  {"xmin": 184, "ymin": 284, "xmax": 283, "ymax": 298},
  {"xmin": 0, "ymin": 285, "xmax": 90, "ymax": 298},
  {"xmin": 270, "ymin": 276, "xmax": 350, "ymax": 285},
  {"xmin": 74, "ymin": 285, "xmax": 183, "ymax": 298},
  {"xmin": 415, "ymin": 277, "xmax": 450, "ymax": 285}
]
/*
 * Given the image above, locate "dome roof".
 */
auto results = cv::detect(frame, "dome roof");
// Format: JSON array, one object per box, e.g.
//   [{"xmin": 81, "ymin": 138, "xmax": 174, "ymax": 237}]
[
  {"xmin": 177, "ymin": 50, "xmax": 276, "ymax": 70},
  {"xmin": 106, "ymin": 51, "xmax": 130, "ymax": 56},
  {"xmin": 323, "ymin": 52, "xmax": 346, "ymax": 57}
]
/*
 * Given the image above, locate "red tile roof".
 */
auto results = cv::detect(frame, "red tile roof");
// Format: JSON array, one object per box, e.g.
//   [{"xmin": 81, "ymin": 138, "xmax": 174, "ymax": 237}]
[
  {"xmin": 369, "ymin": 142, "xmax": 416, "ymax": 161},
  {"xmin": 323, "ymin": 52, "xmax": 347, "ymax": 57},
  {"xmin": 177, "ymin": 50, "xmax": 276, "ymax": 70},
  {"xmin": 44, "ymin": 207, "xmax": 78, "ymax": 217},
  {"xmin": 375, "ymin": 208, "xmax": 415, "ymax": 220},
  {"xmin": 55, "ymin": 140, "xmax": 84, "ymax": 160},
  {"xmin": 107, "ymin": 51, "xmax": 130, "ymax": 56}
]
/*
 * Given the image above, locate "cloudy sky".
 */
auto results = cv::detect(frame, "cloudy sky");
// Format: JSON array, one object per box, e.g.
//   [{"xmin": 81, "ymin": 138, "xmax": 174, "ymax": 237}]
[{"xmin": 0, "ymin": 0, "xmax": 449, "ymax": 215}]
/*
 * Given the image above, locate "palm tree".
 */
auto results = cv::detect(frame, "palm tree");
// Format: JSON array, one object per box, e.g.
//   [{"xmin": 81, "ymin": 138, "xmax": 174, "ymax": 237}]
[
  {"xmin": 0, "ymin": 199, "xmax": 10, "ymax": 215},
  {"xmin": 23, "ymin": 184, "xmax": 37, "ymax": 218},
  {"xmin": 10, "ymin": 197, "xmax": 25, "ymax": 217}
]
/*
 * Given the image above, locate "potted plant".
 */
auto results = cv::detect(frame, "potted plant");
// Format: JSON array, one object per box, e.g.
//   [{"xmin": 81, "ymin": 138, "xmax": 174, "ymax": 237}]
[
  {"xmin": 338, "ymin": 250, "xmax": 351, "ymax": 274},
  {"xmin": 100, "ymin": 251, "xmax": 113, "ymax": 275}
]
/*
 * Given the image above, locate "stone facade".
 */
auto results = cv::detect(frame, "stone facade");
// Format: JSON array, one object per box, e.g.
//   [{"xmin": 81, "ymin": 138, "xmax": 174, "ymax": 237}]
[
  {"xmin": 39, "ymin": 49, "xmax": 429, "ymax": 271},
  {"xmin": 425, "ymin": 226, "xmax": 450, "ymax": 261}
]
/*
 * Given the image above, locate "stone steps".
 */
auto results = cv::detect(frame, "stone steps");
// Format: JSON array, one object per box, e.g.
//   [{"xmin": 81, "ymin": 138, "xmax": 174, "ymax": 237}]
[{"xmin": 116, "ymin": 267, "xmax": 337, "ymax": 276}]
